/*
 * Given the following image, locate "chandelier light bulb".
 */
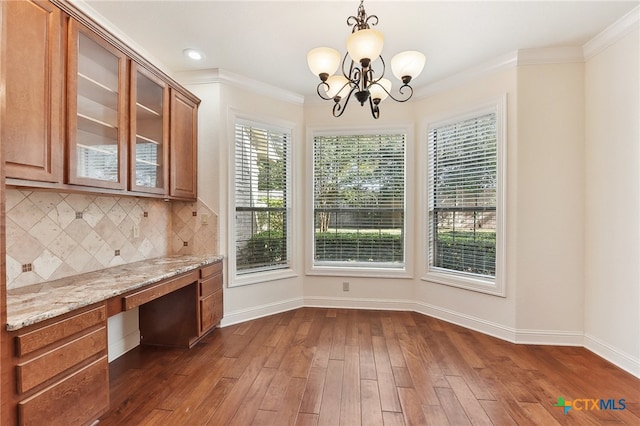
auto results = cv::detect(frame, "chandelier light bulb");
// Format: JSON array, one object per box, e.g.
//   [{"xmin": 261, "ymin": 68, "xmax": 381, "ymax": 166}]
[
  {"xmin": 307, "ymin": 47, "xmax": 341, "ymax": 80},
  {"xmin": 346, "ymin": 29, "xmax": 384, "ymax": 66},
  {"xmin": 325, "ymin": 75, "xmax": 351, "ymax": 99},
  {"xmin": 369, "ymin": 78, "xmax": 392, "ymax": 103},
  {"xmin": 391, "ymin": 51, "xmax": 426, "ymax": 83}
]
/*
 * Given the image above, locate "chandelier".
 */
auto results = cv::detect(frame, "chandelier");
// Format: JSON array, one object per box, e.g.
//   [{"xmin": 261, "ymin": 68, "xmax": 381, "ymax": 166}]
[{"xmin": 307, "ymin": 0, "xmax": 425, "ymax": 119}]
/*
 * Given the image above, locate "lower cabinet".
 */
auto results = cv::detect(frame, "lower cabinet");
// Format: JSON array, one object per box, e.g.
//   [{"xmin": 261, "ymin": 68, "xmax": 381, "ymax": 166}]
[
  {"xmin": 10, "ymin": 305, "xmax": 109, "ymax": 426},
  {"xmin": 199, "ymin": 262, "xmax": 223, "ymax": 336},
  {"xmin": 4, "ymin": 261, "xmax": 223, "ymax": 424}
]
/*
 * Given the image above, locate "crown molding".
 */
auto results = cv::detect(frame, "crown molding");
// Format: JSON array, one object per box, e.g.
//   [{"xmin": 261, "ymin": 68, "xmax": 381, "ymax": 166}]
[
  {"xmin": 175, "ymin": 69, "xmax": 305, "ymax": 106},
  {"xmin": 416, "ymin": 44, "xmax": 592, "ymax": 100},
  {"xmin": 67, "ymin": 0, "xmax": 174, "ymax": 78},
  {"xmin": 583, "ymin": 5, "xmax": 640, "ymax": 60},
  {"xmin": 415, "ymin": 51, "xmax": 519, "ymax": 99},
  {"xmin": 517, "ymin": 46, "xmax": 585, "ymax": 65}
]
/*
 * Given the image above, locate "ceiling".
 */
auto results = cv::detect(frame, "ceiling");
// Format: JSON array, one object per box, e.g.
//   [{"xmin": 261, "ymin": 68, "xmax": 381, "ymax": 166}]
[{"xmin": 80, "ymin": 1, "xmax": 638, "ymax": 99}]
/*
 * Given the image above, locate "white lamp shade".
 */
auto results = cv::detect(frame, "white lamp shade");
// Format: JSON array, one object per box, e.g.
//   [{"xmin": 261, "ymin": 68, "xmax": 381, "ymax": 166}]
[
  {"xmin": 307, "ymin": 47, "xmax": 341, "ymax": 77},
  {"xmin": 369, "ymin": 78, "xmax": 392, "ymax": 102},
  {"xmin": 391, "ymin": 51, "xmax": 426, "ymax": 81},
  {"xmin": 325, "ymin": 75, "xmax": 351, "ymax": 99},
  {"xmin": 346, "ymin": 29, "xmax": 384, "ymax": 64}
]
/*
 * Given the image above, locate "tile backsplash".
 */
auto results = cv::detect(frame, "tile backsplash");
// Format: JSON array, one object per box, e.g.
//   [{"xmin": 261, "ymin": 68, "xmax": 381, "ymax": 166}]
[{"xmin": 5, "ymin": 189, "xmax": 218, "ymax": 289}]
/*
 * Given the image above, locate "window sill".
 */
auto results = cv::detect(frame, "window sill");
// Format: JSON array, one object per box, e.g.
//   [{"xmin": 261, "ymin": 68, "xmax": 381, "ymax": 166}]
[
  {"xmin": 308, "ymin": 264, "xmax": 412, "ymax": 279},
  {"xmin": 422, "ymin": 270, "xmax": 505, "ymax": 297},
  {"xmin": 231, "ymin": 268, "xmax": 298, "ymax": 287}
]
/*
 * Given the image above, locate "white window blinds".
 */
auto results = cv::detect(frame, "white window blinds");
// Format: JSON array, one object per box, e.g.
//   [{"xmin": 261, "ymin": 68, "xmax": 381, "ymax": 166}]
[
  {"xmin": 427, "ymin": 112, "xmax": 497, "ymax": 278},
  {"xmin": 235, "ymin": 122, "xmax": 289, "ymax": 273},
  {"xmin": 313, "ymin": 133, "xmax": 405, "ymax": 267}
]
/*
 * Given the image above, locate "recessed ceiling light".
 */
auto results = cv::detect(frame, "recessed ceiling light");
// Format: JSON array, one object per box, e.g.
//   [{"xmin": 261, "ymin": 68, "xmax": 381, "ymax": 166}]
[{"xmin": 183, "ymin": 48, "xmax": 205, "ymax": 61}]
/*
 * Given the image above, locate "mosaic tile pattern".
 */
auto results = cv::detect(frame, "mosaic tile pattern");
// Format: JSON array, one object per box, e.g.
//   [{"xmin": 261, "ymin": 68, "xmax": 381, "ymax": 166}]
[{"xmin": 5, "ymin": 189, "xmax": 218, "ymax": 289}]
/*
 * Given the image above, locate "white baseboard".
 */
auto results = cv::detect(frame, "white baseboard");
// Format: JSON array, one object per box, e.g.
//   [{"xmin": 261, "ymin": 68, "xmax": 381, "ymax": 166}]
[
  {"xmin": 413, "ymin": 301, "xmax": 518, "ymax": 342},
  {"xmin": 584, "ymin": 333, "xmax": 640, "ymax": 378},
  {"xmin": 220, "ymin": 296, "xmax": 304, "ymax": 327},
  {"xmin": 304, "ymin": 296, "xmax": 415, "ymax": 312},
  {"xmin": 514, "ymin": 329, "xmax": 584, "ymax": 346}
]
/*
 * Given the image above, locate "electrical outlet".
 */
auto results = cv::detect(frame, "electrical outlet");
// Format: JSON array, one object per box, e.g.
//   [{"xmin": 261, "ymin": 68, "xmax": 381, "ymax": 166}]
[
  {"xmin": 342, "ymin": 281, "xmax": 349, "ymax": 292},
  {"xmin": 201, "ymin": 214, "xmax": 209, "ymax": 225},
  {"xmin": 133, "ymin": 224, "xmax": 140, "ymax": 238}
]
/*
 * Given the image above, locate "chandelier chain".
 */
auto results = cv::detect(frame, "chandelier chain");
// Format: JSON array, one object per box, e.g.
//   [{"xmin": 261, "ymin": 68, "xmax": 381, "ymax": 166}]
[{"xmin": 347, "ymin": 0, "xmax": 379, "ymax": 32}]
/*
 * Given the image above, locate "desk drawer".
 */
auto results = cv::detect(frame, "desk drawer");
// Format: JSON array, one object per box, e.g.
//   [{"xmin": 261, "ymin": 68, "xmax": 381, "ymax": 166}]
[
  {"xmin": 16, "ymin": 327, "xmax": 107, "ymax": 394},
  {"xmin": 15, "ymin": 306, "xmax": 106, "ymax": 357},
  {"xmin": 18, "ymin": 356, "xmax": 109, "ymax": 426},
  {"xmin": 123, "ymin": 270, "xmax": 198, "ymax": 310},
  {"xmin": 200, "ymin": 261, "xmax": 222, "ymax": 278},
  {"xmin": 200, "ymin": 273, "xmax": 222, "ymax": 298}
]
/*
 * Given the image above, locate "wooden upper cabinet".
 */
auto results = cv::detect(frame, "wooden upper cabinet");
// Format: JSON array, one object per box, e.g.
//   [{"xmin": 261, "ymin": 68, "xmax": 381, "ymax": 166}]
[
  {"xmin": 67, "ymin": 19, "xmax": 128, "ymax": 190},
  {"xmin": 2, "ymin": 2, "xmax": 199, "ymax": 198},
  {"xmin": 170, "ymin": 90, "xmax": 198, "ymax": 200},
  {"xmin": 2, "ymin": 0, "xmax": 63, "ymax": 183},
  {"xmin": 130, "ymin": 63, "xmax": 169, "ymax": 194}
]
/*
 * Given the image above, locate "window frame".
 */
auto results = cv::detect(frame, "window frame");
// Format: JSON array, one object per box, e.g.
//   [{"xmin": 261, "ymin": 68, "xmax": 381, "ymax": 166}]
[
  {"xmin": 306, "ymin": 125, "xmax": 414, "ymax": 279},
  {"xmin": 229, "ymin": 114, "xmax": 296, "ymax": 287},
  {"xmin": 422, "ymin": 96, "xmax": 507, "ymax": 296}
]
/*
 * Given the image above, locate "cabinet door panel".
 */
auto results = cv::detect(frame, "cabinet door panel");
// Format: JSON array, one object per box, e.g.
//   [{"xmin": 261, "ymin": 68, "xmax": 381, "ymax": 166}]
[
  {"xmin": 67, "ymin": 20, "xmax": 127, "ymax": 190},
  {"xmin": 170, "ymin": 90, "xmax": 198, "ymax": 200},
  {"xmin": 3, "ymin": 0, "xmax": 63, "ymax": 182},
  {"xmin": 130, "ymin": 63, "xmax": 169, "ymax": 194},
  {"xmin": 200, "ymin": 289, "xmax": 222, "ymax": 335}
]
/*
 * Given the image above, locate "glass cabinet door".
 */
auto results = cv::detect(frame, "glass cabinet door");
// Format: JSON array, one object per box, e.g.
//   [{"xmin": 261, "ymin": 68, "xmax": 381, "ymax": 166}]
[
  {"xmin": 67, "ymin": 20, "xmax": 127, "ymax": 189},
  {"xmin": 130, "ymin": 63, "xmax": 168, "ymax": 194}
]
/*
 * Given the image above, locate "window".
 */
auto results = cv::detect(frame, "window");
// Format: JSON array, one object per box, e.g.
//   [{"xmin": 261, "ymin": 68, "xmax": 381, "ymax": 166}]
[
  {"xmin": 426, "ymin": 99, "xmax": 505, "ymax": 295},
  {"xmin": 234, "ymin": 120, "xmax": 290, "ymax": 275},
  {"xmin": 312, "ymin": 132, "xmax": 406, "ymax": 270}
]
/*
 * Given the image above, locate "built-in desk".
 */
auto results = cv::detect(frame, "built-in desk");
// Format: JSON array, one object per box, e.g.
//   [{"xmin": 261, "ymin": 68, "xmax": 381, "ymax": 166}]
[{"xmin": 2, "ymin": 254, "xmax": 224, "ymax": 426}]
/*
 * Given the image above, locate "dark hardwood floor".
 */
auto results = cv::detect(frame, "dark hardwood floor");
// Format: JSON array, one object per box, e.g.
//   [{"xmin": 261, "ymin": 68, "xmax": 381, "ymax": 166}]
[{"xmin": 99, "ymin": 308, "xmax": 640, "ymax": 425}]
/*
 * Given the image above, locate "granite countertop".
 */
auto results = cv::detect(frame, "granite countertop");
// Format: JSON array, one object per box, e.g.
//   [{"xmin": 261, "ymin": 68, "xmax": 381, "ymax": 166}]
[{"xmin": 6, "ymin": 254, "xmax": 224, "ymax": 331}]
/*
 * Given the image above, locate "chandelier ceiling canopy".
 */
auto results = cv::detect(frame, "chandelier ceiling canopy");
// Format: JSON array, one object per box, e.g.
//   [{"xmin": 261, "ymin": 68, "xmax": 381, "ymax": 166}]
[{"xmin": 307, "ymin": 0, "xmax": 426, "ymax": 119}]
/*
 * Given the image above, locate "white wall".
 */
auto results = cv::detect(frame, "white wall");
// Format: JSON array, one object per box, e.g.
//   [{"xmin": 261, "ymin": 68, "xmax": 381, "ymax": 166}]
[
  {"xmin": 515, "ymin": 62, "xmax": 585, "ymax": 340},
  {"xmin": 584, "ymin": 25, "xmax": 640, "ymax": 376}
]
